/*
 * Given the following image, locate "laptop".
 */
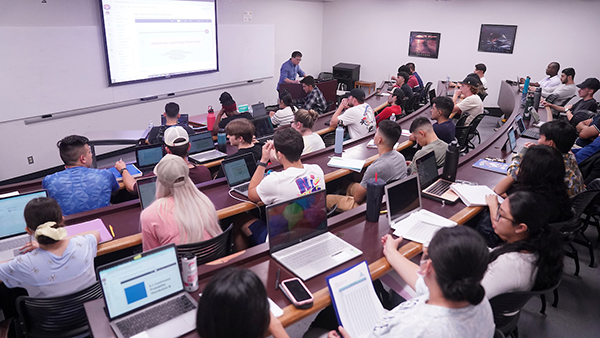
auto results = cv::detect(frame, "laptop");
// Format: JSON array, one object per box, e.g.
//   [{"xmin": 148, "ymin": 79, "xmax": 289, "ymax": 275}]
[
  {"xmin": 160, "ymin": 114, "xmax": 189, "ymax": 126},
  {"xmin": 187, "ymin": 131, "xmax": 227, "ymax": 164},
  {"xmin": 135, "ymin": 143, "xmax": 165, "ymax": 172},
  {"xmin": 415, "ymin": 151, "xmax": 459, "ymax": 204},
  {"xmin": 97, "ymin": 244, "xmax": 198, "ymax": 338},
  {"xmin": 252, "ymin": 116, "xmax": 275, "ymax": 141},
  {"xmin": 251, "ymin": 102, "xmax": 267, "ymax": 117},
  {"xmin": 221, "ymin": 152, "xmax": 257, "ymax": 197},
  {"xmin": 0, "ymin": 190, "xmax": 48, "ymax": 261},
  {"xmin": 515, "ymin": 114, "xmax": 540, "ymax": 139},
  {"xmin": 267, "ymin": 190, "xmax": 362, "ymax": 281},
  {"xmin": 506, "ymin": 126, "xmax": 523, "ymax": 153},
  {"xmin": 137, "ymin": 176, "xmax": 158, "ymax": 210}
]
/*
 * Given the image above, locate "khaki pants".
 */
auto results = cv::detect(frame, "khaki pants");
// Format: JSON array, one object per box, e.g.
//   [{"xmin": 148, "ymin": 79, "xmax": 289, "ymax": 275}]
[{"xmin": 326, "ymin": 182, "xmax": 361, "ymax": 212}]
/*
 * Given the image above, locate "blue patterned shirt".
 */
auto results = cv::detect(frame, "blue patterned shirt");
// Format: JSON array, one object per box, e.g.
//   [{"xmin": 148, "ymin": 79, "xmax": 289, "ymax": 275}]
[
  {"xmin": 42, "ymin": 166, "xmax": 119, "ymax": 215},
  {"xmin": 277, "ymin": 59, "xmax": 305, "ymax": 90}
]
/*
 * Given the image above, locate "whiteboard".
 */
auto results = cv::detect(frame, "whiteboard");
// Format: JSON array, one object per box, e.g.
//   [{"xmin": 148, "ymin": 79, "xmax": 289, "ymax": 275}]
[{"xmin": 0, "ymin": 24, "xmax": 274, "ymax": 123}]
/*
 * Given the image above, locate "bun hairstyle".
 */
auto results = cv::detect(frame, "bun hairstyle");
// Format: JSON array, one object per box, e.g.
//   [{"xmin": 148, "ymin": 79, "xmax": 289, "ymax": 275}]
[
  {"xmin": 197, "ymin": 268, "xmax": 270, "ymax": 338},
  {"xmin": 428, "ymin": 226, "xmax": 489, "ymax": 305},
  {"xmin": 23, "ymin": 197, "xmax": 65, "ymax": 245},
  {"xmin": 294, "ymin": 109, "xmax": 320, "ymax": 130}
]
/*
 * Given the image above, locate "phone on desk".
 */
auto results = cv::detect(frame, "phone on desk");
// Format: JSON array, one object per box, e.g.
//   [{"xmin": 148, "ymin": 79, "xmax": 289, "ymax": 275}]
[{"xmin": 280, "ymin": 278, "xmax": 314, "ymax": 309}]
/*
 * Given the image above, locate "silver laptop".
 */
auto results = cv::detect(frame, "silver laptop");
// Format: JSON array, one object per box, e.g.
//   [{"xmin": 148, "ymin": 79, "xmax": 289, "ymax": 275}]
[
  {"xmin": 415, "ymin": 151, "xmax": 459, "ymax": 204},
  {"xmin": 187, "ymin": 131, "xmax": 227, "ymax": 164},
  {"xmin": 0, "ymin": 190, "xmax": 47, "ymax": 261},
  {"xmin": 97, "ymin": 244, "xmax": 197, "ymax": 338},
  {"xmin": 515, "ymin": 114, "xmax": 540, "ymax": 139},
  {"xmin": 252, "ymin": 102, "xmax": 267, "ymax": 117},
  {"xmin": 385, "ymin": 175, "xmax": 423, "ymax": 226},
  {"xmin": 137, "ymin": 176, "xmax": 157, "ymax": 210},
  {"xmin": 268, "ymin": 190, "xmax": 362, "ymax": 281},
  {"xmin": 221, "ymin": 152, "xmax": 257, "ymax": 197}
]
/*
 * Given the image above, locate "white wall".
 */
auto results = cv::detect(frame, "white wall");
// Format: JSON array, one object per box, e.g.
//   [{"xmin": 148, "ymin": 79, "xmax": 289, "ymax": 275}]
[
  {"xmin": 321, "ymin": 0, "xmax": 600, "ymax": 107},
  {"xmin": 0, "ymin": 0, "xmax": 324, "ymax": 181}
]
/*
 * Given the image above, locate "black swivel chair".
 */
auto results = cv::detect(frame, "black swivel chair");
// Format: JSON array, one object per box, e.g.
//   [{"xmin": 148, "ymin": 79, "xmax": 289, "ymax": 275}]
[
  {"xmin": 176, "ymin": 223, "xmax": 235, "ymax": 267},
  {"xmin": 420, "ymin": 81, "xmax": 433, "ymax": 105},
  {"xmin": 466, "ymin": 110, "xmax": 489, "ymax": 150},
  {"xmin": 454, "ymin": 125, "xmax": 471, "ymax": 154}
]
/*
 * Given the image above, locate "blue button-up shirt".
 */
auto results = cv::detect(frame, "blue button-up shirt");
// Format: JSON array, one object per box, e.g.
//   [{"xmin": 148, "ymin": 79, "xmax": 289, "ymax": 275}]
[
  {"xmin": 42, "ymin": 166, "xmax": 120, "ymax": 215},
  {"xmin": 278, "ymin": 59, "xmax": 305, "ymax": 90}
]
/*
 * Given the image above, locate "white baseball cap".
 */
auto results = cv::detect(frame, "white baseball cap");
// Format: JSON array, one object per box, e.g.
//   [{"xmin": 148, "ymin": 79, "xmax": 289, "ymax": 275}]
[
  {"xmin": 153, "ymin": 154, "xmax": 189, "ymax": 188},
  {"xmin": 164, "ymin": 126, "xmax": 189, "ymax": 147}
]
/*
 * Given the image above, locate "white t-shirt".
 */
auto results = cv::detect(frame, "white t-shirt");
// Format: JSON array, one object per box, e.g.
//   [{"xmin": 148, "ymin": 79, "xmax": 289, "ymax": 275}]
[
  {"xmin": 482, "ymin": 251, "xmax": 537, "ymax": 299},
  {"xmin": 256, "ymin": 164, "xmax": 326, "ymax": 205},
  {"xmin": 542, "ymin": 83, "xmax": 577, "ymax": 101},
  {"xmin": 271, "ymin": 106, "xmax": 295, "ymax": 126},
  {"xmin": 302, "ymin": 133, "xmax": 326, "ymax": 155},
  {"xmin": 338, "ymin": 103, "xmax": 376, "ymax": 139},
  {"xmin": 480, "ymin": 76, "xmax": 488, "ymax": 89},
  {"xmin": 457, "ymin": 94, "xmax": 484, "ymax": 126}
]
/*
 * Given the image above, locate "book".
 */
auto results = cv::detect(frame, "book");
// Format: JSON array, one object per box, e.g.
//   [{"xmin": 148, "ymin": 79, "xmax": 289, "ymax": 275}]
[
  {"xmin": 472, "ymin": 159, "xmax": 509, "ymax": 175},
  {"xmin": 450, "ymin": 184, "xmax": 503, "ymax": 207},
  {"xmin": 108, "ymin": 164, "xmax": 143, "ymax": 181},
  {"xmin": 327, "ymin": 156, "xmax": 366, "ymax": 173},
  {"xmin": 326, "ymin": 261, "xmax": 385, "ymax": 338}
]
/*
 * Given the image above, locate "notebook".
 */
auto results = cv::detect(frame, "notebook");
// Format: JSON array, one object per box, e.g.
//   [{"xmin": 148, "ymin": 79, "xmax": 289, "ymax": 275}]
[
  {"xmin": 415, "ymin": 151, "xmax": 459, "ymax": 204},
  {"xmin": 384, "ymin": 175, "xmax": 456, "ymax": 245},
  {"xmin": 221, "ymin": 152, "xmax": 257, "ymax": 197},
  {"xmin": 0, "ymin": 190, "xmax": 47, "ymax": 261},
  {"xmin": 160, "ymin": 114, "xmax": 189, "ymax": 126},
  {"xmin": 472, "ymin": 159, "xmax": 510, "ymax": 175},
  {"xmin": 97, "ymin": 244, "xmax": 198, "ymax": 338},
  {"xmin": 187, "ymin": 131, "xmax": 227, "ymax": 164},
  {"xmin": 450, "ymin": 184, "xmax": 502, "ymax": 207},
  {"xmin": 267, "ymin": 190, "xmax": 362, "ymax": 281},
  {"xmin": 252, "ymin": 102, "xmax": 267, "ymax": 117},
  {"xmin": 135, "ymin": 143, "xmax": 165, "ymax": 172},
  {"xmin": 109, "ymin": 164, "xmax": 143, "ymax": 181},
  {"xmin": 137, "ymin": 176, "xmax": 158, "ymax": 210},
  {"xmin": 65, "ymin": 218, "xmax": 114, "ymax": 243},
  {"xmin": 252, "ymin": 115, "xmax": 275, "ymax": 141},
  {"xmin": 515, "ymin": 114, "xmax": 539, "ymax": 139}
]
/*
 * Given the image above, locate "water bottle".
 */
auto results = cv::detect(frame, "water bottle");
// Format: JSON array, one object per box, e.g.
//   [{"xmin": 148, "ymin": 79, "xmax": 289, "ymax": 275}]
[
  {"xmin": 522, "ymin": 77, "xmax": 531, "ymax": 105},
  {"xmin": 206, "ymin": 105, "xmax": 215, "ymax": 131},
  {"xmin": 389, "ymin": 114, "xmax": 396, "ymax": 122},
  {"xmin": 181, "ymin": 253, "xmax": 198, "ymax": 292},
  {"xmin": 533, "ymin": 87, "xmax": 542, "ymax": 110},
  {"xmin": 445, "ymin": 75, "xmax": 450, "ymax": 94},
  {"xmin": 148, "ymin": 120, "xmax": 154, "ymax": 129},
  {"xmin": 217, "ymin": 128, "xmax": 227, "ymax": 153},
  {"xmin": 334, "ymin": 121, "xmax": 344, "ymax": 154},
  {"xmin": 524, "ymin": 96, "xmax": 533, "ymax": 121},
  {"xmin": 442, "ymin": 141, "xmax": 459, "ymax": 182}
]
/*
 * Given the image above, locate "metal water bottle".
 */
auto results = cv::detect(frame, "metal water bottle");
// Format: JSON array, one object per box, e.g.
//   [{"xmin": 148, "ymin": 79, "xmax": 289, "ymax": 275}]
[
  {"xmin": 181, "ymin": 253, "xmax": 198, "ymax": 292},
  {"xmin": 217, "ymin": 128, "xmax": 227, "ymax": 153},
  {"xmin": 522, "ymin": 76, "xmax": 531, "ymax": 105},
  {"xmin": 334, "ymin": 121, "xmax": 344, "ymax": 154},
  {"xmin": 533, "ymin": 87, "xmax": 542, "ymax": 110},
  {"xmin": 206, "ymin": 105, "xmax": 215, "ymax": 131}
]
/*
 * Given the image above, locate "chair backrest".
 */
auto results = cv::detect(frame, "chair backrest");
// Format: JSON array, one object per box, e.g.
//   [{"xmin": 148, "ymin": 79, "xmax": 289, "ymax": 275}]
[
  {"xmin": 467, "ymin": 111, "xmax": 487, "ymax": 135},
  {"xmin": 405, "ymin": 93, "xmax": 420, "ymax": 113},
  {"xmin": 455, "ymin": 113, "xmax": 469, "ymax": 127},
  {"xmin": 410, "ymin": 92, "xmax": 421, "ymax": 111},
  {"xmin": 454, "ymin": 125, "xmax": 471, "ymax": 151},
  {"xmin": 176, "ymin": 223, "xmax": 234, "ymax": 266},
  {"xmin": 16, "ymin": 282, "xmax": 103, "ymax": 338},
  {"xmin": 421, "ymin": 81, "xmax": 433, "ymax": 103}
]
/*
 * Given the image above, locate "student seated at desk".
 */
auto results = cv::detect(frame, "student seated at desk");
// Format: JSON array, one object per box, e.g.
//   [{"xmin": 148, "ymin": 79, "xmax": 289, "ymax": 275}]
[
  {"xmin": 214, "ymin": 91, "xmax": 252, "ymax": 135},
  {"xmin": 450, "ymin": 76, "xmax": 483, "ymax": 126},
  {"xmin": 147, "ymin": 102, "xmax": 195, "ymax": 145},
  {"xmin": 321, "ymin": 227, "xmax": 494, "ymax": 338},
  {"xmin": 430, "ymin": 96, "xmax": 456, "ymax": 144},
  {"xmin": 216, "ymin": 119, "xmax": 263, "ymax": 178},
  {"xmin": 407, "ymin": 117, "xmax": 448, "ymax": 174},
  {"xmin": 197, "ymin": 268, "xmax": 289, "ymax": 338},
  {"xmin": 545, "ymin": 77, "xmax": 599, "ymax": 126},
  {"xmin": 270, "ymin": 91, "xmax": 297, "ymax": 126},
  {"xmin": 326, "ymin": 121, "xmax": 407, "ymax": 212},
  {"xmin": 391, "ymin": 71, "xmax": 413, "ymax": 101},
  {"xmin": 141, "ymin": 154, "xmax": 221, "ymax": 251},
  {"xmin": 406, "ymin": 62, "xmax": 424, "ymax": 91},
  {"xmin": 300, "ymin": 75, "xmax": 327, "ymax": 115},
  {"xmin": 375, "ymin": 88, "xmax": 404, "ymax": 126},
  {"xmin": 330, "ymin": 89, "xmax": 375, "ymax": 139},
  {"xmin": 43, "ymin": 135, "xmax": 125, "ymax": 216},
  {"xmin": 292, "ymin": 108, "xmax": 326, "ymax": 155}
]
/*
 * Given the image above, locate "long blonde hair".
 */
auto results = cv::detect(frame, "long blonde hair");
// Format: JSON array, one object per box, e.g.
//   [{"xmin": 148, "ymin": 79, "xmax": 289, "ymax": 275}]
[{"xmin": 155, "ymin": 177, "xmax": 221, "ymax": 244}]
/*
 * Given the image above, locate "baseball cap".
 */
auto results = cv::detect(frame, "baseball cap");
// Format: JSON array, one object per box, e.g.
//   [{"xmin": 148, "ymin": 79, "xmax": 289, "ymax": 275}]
[
  {"xmin": 577, "ymin": 78, "xmax": 600, "ymax": 91},
  {"xmin": 460, "ymin": 76, "xmax": 480, "ymax": 87},
  {"xmin": 392, "ymin": 88, "xmax": 405, "ymax": 99},
  {"xmin": 348, "ymin": 88, "xmax": 366, "ymax": 101},
  {"xmin": 163, "ymin": 126, "xmax": 189, "ymax": 147},
  {"xmin": 153, "ymin": 154, "xmax": 189, "ymax": 188}
]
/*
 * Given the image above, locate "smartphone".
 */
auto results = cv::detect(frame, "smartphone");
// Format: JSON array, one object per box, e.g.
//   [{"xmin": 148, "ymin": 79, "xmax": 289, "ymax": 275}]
[{"xmin": 280, "ymin": 277, "xmax": 314, "ymax": 309}]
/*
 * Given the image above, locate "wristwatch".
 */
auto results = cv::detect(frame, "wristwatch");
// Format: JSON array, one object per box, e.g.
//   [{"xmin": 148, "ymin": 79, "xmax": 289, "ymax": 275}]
[
  {"xmin": 257, "ymin": 161, "xmax": 268, "ymax": 167},
  {"xmin": 119, "ymin": 167, "xmax": 129, "ymax": 175}
]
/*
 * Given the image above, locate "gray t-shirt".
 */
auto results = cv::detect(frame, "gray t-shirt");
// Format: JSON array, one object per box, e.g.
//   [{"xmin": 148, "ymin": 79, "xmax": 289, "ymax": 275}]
[
  {"xmin": 408, "ymin": 139, "xmax": 448, "ymax": 174},
  {"xmin": 360, "ymin": 150, "xmax": 407, "ymax": 188}
]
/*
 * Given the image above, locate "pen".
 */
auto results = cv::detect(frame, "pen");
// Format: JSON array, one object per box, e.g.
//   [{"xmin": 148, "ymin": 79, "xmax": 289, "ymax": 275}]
[
  {"xmin": 380, "ymin": 210, "xmax": 388, "ymax": 214},
  {"xmin": 109, "ymin": 225, "xmax": 115, "ymax": 238},
  {"xmin": 275, "ymin": 268, "xmax": 281, "ymax": 290}
]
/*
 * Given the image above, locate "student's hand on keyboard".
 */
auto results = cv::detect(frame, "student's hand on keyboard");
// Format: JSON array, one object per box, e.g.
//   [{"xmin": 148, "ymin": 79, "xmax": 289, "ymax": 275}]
[
  {"xmin": 20, "ymin": 241, "xmax": 39, "ymax": 254},
  {"xmin": 524, "ymin": 142, "xmax": 537, "ymax": 148}
]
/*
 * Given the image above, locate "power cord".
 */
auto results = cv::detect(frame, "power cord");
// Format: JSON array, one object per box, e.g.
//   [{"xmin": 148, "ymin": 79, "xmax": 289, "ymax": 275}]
[{"xmin": 228, "ymin": 189, "xmax": 263, "ymax": 220}]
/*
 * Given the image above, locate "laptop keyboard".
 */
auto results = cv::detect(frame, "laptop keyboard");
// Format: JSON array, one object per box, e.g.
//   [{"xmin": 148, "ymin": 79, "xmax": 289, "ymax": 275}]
[
  {"xmin": 0, "ymin": 236, "xmax": 29, "ymax": 252},
  {"xmin": 521, "ymin": 129, "xmax": 540, "ymax": 139},
  {"xmin": 426, "ymin": 180, "xmax": 452, "ymax": 196},
  {"xmin": 236, "ymin": 182, "xmax": 250, "ymax": 192},
  {"xmin": 115, "ymin": 294, "xmax": 196, "ymax": 338},
  {"xmin": 283, "ymin": 237, "xmax": 347, "ymax": 270}
]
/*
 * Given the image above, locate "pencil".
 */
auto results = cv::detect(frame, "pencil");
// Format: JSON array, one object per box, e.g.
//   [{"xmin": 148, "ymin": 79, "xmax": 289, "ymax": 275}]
[{"xmin": 109, "ymin": 224, "xmax": 115, "ymax": 237}]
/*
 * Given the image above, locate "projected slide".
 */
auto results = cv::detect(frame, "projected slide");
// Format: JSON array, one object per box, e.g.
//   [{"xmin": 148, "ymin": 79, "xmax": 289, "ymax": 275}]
[{"xmin": 101, "ymin": 0, "xmax": 218, "ymax": 85}]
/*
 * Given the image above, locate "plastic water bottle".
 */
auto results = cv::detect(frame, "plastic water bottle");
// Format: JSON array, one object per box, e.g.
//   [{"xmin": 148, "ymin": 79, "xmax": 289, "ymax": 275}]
[
  {"xmin": 206, "ymin": 105, "xmax": 215, "ymax": 131},
  {"xmin": 217, "ymin": 128, "xmax": 227, "ymax": 153},
  {"xmin": 389, "ymin": 114, "xmax": 396, "ymax": 122},
  {"xmin": 334, "ymin": 121, "xmax": 344, "ymax": 154},
  {"xmin": 148, "ymin": 120, "xmax": 154, "ymax": 129}
]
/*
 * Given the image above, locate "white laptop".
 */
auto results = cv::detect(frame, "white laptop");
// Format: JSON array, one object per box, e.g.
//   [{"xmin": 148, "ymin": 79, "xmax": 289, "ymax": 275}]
[
  {"xmin": 268, "ymin": 190, "xmax": 362, "ymax": 281},
  {"xmin": 0, "ymin": 190, "xmax": 47, "ymax": 261},
  {"xmin": 97, "ymin": 244, "xmax": 198, "ymax": 338},
  {"xmin": 187, "ymin": 131, "xmax": 227, "ymax": 164},
  {"xmin": 221, "ymin": 152, "xmax": 257, "ymax": 197}
]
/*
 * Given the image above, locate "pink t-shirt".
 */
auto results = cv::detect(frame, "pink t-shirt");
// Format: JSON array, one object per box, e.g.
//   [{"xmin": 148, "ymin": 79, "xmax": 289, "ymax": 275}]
[{"xmin": 141, "ymin": 197, "xmax": 212, "ymax": 251}]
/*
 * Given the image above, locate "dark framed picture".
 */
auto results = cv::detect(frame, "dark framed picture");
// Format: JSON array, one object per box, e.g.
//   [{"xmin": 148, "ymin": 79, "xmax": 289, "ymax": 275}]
[
  {"xmin": 478, "ymin": 24, "xmax": 517, "ymax": 54},
  {"xmin": 408, "ymin": 31, "xmax": 441, "ymax": 59}
]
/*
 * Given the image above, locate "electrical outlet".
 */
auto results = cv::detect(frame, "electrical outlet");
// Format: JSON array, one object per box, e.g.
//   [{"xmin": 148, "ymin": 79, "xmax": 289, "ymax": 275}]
[{"xmin": 27, "ymin": 156, "xmax": 34, "ymax": 164}]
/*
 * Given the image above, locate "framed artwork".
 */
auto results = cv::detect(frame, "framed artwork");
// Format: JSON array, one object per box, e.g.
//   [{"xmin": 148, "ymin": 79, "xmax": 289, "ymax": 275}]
[
  {"xmin": 478, "ymin": 24, "xmax": 518, "ymax": 54},
  {"xmin": 408, "ymin": 32, "xmax": 441, "ymax": 59}
]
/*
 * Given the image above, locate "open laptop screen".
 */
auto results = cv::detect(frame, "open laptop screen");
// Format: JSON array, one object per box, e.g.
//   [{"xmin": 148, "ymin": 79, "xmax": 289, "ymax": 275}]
[
  {"xmin": 507, "ymin": 127, "xmax": 517, "ymax": 152},
  {"xmin": 0, "ymin": 190, "xmax": 48, "ymax": 238},
  {"xmin": 221, "ymin": 153, "xmax": 256, "ymax": 187},
  {"xmin": 385, "ymin": 175, "xmax": 421, "ymax": 224},
  {"xmin": 515, "ymin": 114, "xmax": 526, "ymax": 134},
  {"xmin": 252, "ymin": 116, "xmax": 274, "ymax": 139},
  {"xmin": 252, "ymin": 102, "xmax": 267, "ymax": 117},
  {"xmin": 98, "ymin": 245, "xmax": 183, "ymax": 320},
  {"xmin": 415, "ymin": 151, "xmax": 439, "ymax": 189},
  {"xmin": 188, "ymin": 132, "xmax": 214, "ymax": 154},
  {"xmin": 160, "ymin": 114, "xmax": 189, "ymax": 126},
  {"xmin": 267, "ymin": 190, "xmax": 328, "ymax": 253},
  {"xmin": 136, "ymin": 144, "xmax": 164, "ymax": 169},
  {"xmin": 137, "ymin": 176, "xmax": 157, "ymax": 210}
]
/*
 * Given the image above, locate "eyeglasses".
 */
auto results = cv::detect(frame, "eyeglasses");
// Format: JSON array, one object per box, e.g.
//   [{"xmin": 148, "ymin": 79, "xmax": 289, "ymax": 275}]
[{"xmin": 495, "ymin": 205, "xmax": 517, "ymax": 223}]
